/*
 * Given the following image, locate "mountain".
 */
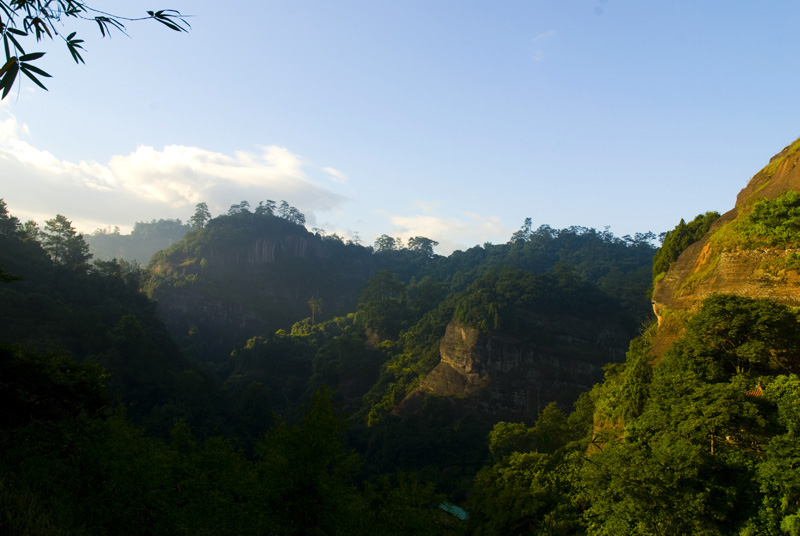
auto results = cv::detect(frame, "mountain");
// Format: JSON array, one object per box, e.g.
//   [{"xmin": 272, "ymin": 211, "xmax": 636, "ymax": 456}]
[
  {"xmin": 394, "ymin": 267, "xmax": 632, "ymax": 421},
  {"xmin": 459, "ymin": 138, "xmax": 800, "ymax": 535},
  {"xmin": 651, "ymin": 136, "xmax": 800, "ymax": 355},
  {"xmin": 144, "ymin": 211, "xmax": 374, "ymax": 359},
  {"xmin": 86, "ymin": 219, "xmax": 193, "ymax": 265}
]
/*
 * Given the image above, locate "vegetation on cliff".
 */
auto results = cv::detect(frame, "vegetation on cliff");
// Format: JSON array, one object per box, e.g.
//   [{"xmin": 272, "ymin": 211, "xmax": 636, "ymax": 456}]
[
  {"xmin": 467, "ymin": 294, "xmax": 800, "ymax": 535},
  {"xmin": 734, "ymin": 190, "xmax": 800, "ymax": 249},
  {"xmin": 652, "ymin": 210, "xmax": 720, "ymax": 282}
]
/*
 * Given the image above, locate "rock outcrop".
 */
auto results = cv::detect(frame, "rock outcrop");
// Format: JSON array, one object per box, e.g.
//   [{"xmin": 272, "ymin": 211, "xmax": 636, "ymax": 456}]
[
  {"xmin": 396, "ymin": 316, "xmax": 629, "ymax": 421},
  {"xmin": 147, "ymin": 217, "xmax": 374, "ymax": 358}
]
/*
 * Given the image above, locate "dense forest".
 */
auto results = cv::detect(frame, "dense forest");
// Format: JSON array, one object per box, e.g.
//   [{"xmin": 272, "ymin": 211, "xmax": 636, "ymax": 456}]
[{"xmin": 3, "ymin": 195, "xmax": 800, "ymax": 535}]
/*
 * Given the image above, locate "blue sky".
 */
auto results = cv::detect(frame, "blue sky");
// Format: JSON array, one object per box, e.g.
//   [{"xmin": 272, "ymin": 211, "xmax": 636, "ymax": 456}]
[{"xmin": 2, "ymin": 1, "xmax": 800, "ymax": 254}]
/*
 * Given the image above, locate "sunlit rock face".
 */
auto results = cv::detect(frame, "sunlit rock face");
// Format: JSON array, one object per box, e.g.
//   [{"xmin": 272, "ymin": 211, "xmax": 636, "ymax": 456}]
[
  {"xmin": 396, "ymin": 319, "xmax": 628, "ymax": 421},
  {"xmin": 651, "ymin": 138, "xmax": 800, "ymax": 356}
]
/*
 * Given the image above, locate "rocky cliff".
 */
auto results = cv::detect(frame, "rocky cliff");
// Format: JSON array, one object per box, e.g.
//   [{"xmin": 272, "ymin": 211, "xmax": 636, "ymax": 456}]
[
  {"xmin": 651, "ymin": 137, "xmax": 800, "ymax": 355},
  {"xmin": 395, "ymin": 316, "xmax": 629, "ymax": 422},
  {"xmin": 146, "ymin": 214, "xmax": 374, "ymax": 359}
]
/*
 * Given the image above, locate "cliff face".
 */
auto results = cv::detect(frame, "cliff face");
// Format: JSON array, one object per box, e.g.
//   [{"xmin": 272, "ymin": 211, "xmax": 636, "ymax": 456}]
[
  {"xmin": 147, "ymin": 218, "xmax": 374, "ymax": 358},
  {"xmin": 396, "ymin": 317, "xmax": 628, "ymax": 421},
  {"xmin": 651, "ymin": 137, "xmax": 800, "ymax": 355}
]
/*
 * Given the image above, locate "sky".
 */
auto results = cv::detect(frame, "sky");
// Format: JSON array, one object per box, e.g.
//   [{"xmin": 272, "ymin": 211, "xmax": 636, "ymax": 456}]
[{"xmin": 2, "ymin": 1, "xmax": 800, "ymax": 255}]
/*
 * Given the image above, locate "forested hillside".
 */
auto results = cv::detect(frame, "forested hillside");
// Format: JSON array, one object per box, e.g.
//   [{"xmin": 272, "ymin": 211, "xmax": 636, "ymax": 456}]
[
  {"xmin": 7, "ymin": 147, "xmax": 800, "ymax": 536},
  {"xmin": 87, "ymin": 218, "xmax": 193, "ymax": 265}
]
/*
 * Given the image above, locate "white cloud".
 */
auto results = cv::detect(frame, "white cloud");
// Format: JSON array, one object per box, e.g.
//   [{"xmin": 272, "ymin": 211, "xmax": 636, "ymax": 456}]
[
  {"xmin": 412, "ymin": 200, "xmax": 439, "ymax": 214},
  {"xmin": 0, "ymin": 110, "xmax": 346, "ymax": 233},
  {"xmin": 323, "ymin": 166, "xmax": 348, "ymax": 183},
  {"xmin": 384, "ymin": 211, "xmax": 510, "ymax": 255},
  {"xmin": 531, "ymin": 30, "xmax": 557, "ymax": 62},
  {"xmin": 534, "ymin": 30, "xmax": 557, "ymax": 42}
]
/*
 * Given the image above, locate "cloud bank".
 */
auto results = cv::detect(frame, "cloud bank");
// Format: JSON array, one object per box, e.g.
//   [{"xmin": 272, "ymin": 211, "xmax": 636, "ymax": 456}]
[
  {"xmin": 1, "ymin": 110, "xmax": 512, "ymax": 255},
  {"xmin": 0, "ymin": 111, "xmax": 345, "ymax": 232}
]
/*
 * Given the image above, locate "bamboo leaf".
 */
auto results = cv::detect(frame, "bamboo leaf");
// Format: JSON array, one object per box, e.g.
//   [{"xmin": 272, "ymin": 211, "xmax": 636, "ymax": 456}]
[
  {"xmin": 0, "ymin": 56, "xmax": 16, "ymax": 78},
  {"xmin": 19, "ymin": 52, "xmax": 44, "ymax": 62},
  {"xmin": 20, "ymin": 61, "xmax": 50, "ymax": 77},
  {"xmin": 1, "ymin": 61, "xmax": 19, "ymax": 99},
  {"xmin": 20, "ymin": 64, "xmax": 48, "ymax": 90}
]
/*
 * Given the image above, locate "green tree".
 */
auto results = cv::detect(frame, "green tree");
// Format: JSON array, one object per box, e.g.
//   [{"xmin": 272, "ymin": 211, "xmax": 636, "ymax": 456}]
[
  {"xmin": 41, "ymin": 214, "xmax": 91, "ymax": 267},
  {"xmin": 510, "ymin": 217, "xmax": 533, "ymax": 242},
  {"xmin": 20, "ymin": 219, "xmax": 39, "ymax": 241},
  {"xmin": 652, "ymin": 211, "xmax": 720, "ymax": 279},
  {"xmin": 0, "ymin": 198, "xmax": 20, "ymax": 237},
  {"xmin": 755, "ymin": 375, "xmax": 800, "ymax": 534},
  {"xmin": 407, "ymin": 236, "xmax": 439, "ymax": 257},
  {"xmin": 374, "ymin": 234, "xmax": 400, "ymax": 252},
  {"xmin": 357, "ymin": 270, "xmax": 408, "ymax": 339},
  {"xmin": 254, "ymin": 388, "xmax": 364, "ymax": 534},
  {"xmin": 189, "ymin": 202, "xmax": 211, "ymax": 228},
  {"xmin": 308, "ymin": 295, "xmax": 322, "ymax": 324},
  {"xmin": 276, "ymin": 200, "xmax": 306, "ymax": 225},
  {"xmin": 674, "ymin": 294, "xmax": 800, "ymax": 378},
  {"xmin": 0, "ymin": 1, "xmax": 189, "ymax": 98},
  {"xmin": 255, "ymin": 199, "xmax": 276, "ymax": 216},
  {"xmin": 227, "ymin": 200, "xmax": 250, "ymax": 215}
]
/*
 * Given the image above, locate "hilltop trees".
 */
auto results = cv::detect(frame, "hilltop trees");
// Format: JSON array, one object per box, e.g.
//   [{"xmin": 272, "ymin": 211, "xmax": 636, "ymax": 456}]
[
  {"xmin": 374, "ymin": 234, "xmax": 401, "ymax": 252},
  {"xmin": 0, "ymin": 199, "xmax": 20, "ymax": 237},
  {"xmin": 510, "ymin": 217, "xmax": 533, "ymax": 242},
  {"xmin": 41, "ymin": 214, "xmax": 91, "ymax": 267},
  {"xmin": 189, "ymin": 202, "xmax": 211, "ymax": 229},
  {"xmin": 652, "ymin": 211, "xmax": 720, "ymax": 279},
  {"xmin": 407, "ymin": 236, "xmax": 439, "ymax": 257}
]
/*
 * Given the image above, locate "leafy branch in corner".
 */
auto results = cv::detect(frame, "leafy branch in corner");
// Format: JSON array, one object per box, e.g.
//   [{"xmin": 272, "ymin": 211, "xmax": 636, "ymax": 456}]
[{"xmin": 0, "ymin": 1, "xmax": 190, "ymax": 99}]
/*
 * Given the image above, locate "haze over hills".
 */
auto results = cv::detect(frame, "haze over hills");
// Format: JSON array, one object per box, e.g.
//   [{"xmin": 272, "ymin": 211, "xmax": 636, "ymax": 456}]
[{"xmin": 4, "ymin": 136, "xmax": 800, "ymax": 534}]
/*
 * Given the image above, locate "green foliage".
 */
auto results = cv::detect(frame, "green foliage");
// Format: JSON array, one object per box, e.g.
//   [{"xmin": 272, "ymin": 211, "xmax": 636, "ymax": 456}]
[
  {"xmin": 580, "ymin": 433, "xmax": 753, "ymax": 536},
  {"xmin": 1, "ymin": 378, "xmax": 452, "ymax": 536},
  {"xmin": 488, "ymin": 404, "xmax": 572, "ymax": 461},
  {"xmin": 306, "ymin": 328, "xmax": 385, "ymax": 407},
  {"xmin": 0, "ymin": 208, "xmax": 216, "ymax": 436},
  {"xmin": 669, "ymin": 294, "xmax": 800, "ymax": 379},
  {"xmin": 488, "ymin": 421, "xmax": 535, "ymax": 460},
  {"xmin": 466, "ymin": 293, "xmax": 800, "ymax": 534},
  {"xmin": 509, "ymin": 217, "xmax": 533, "ymax": 242},
  {"xmin": 407, "ymin": 236, "xmax": 439, "ymax": 257},
  {"xmin": 0, "ymin": 198, "xmax": 20, "ymax": 236},
  {"xmin": 0, "ymin": 1, "xmax": 188, "ymax": 98},
  {"xmin": 452, "ymin": 264, "xmax": 624, "ymax": 340},
  {"xmin": 224, "ymin": 331, "xmax": 316, "ymax": 424},
  {"xmin": 42, "ymin": 214, "xmax": 92, "ymax": 268},
  {"xmin": 88, "ymin": 218, "xmax": 193, "ymax": 264},
  {"xmin": 144, "ymin": 205, "xmax": 373, "ymax": 360},
  {"xmin": 0, "ymin": 344, "xmax": 110, "ymax": 427},
  {"xmin": 593, "ymin": 323, "xmax": 656, "ymax": 425},
  {"xmin": 359, "ymin": 296, "xmax": 457, "ymax": 425},
  {"xmin": 468, "ymin": 400, "xmax": 589, "ymax": 536},
  {"xmin": 652, "ymin": 210, "xmax": 720, "ymax": 280},
  {"xmin": 374, "ymin": 233, "xmax": 402, "ymax": 252},
  {"xmin": 429, "ymin": 224, "xmax": 657, "ymax": 323},
  {"xmin": 357, "ymin": 270, "xmax": 410, "ymax": 339},
  {"xmin": 735, "ymin": 190, "xmax": 800, "ymax": 248},
  {"xmin": 189, "ymin": 202, "xmax": 211, "ymax": 229}
]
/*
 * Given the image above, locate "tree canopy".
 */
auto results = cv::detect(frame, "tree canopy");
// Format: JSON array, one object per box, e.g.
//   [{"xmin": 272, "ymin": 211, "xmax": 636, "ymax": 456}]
[{"xmin": 41, "ymin": 213, "xmax": 91, "ymax": 268}]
